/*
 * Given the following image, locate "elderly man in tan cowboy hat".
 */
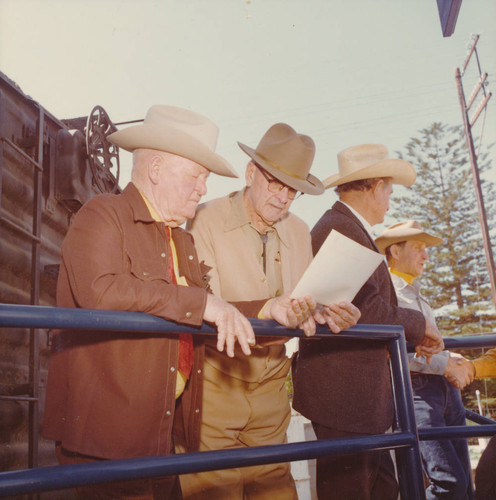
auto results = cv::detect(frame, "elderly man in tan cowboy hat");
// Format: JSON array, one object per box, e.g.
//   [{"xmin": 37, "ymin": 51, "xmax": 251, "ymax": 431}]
[
  {"xmin": 292, "ymin": 144, "xmax": 445, "ymax": 500},
  {"xmin": 376, "ymin": 220, "xmax": 473, "ymax": 499},
  {"xmin": 42, "ymin": 106, "xmax": 320, "ymax": 500},
  {"xmin": 180, "ymin": 123, "xmax": 361, "ymax": 500}
]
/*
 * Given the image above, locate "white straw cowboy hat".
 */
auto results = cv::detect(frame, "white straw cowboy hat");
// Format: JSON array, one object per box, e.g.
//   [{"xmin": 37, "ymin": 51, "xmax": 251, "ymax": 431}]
[
  {"xmin": 323, "ymin": 143, "xmax": 416, "ymax": 189},
  {"xmin": 238, "ymin": 123, "xmax": 324, "ymax": 195},
  {"xmin": 375, "ymin": 220, "xmax": 443, "ymax": 254},
  {"xmin": 107, "ymin": 105, "xmax": 238, "ymax": 178}
]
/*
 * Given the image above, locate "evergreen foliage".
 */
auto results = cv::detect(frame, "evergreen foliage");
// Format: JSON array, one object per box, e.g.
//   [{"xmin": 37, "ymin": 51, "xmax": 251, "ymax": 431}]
[
  {"xmin": 389, "ymin": 122, "xmax": 496, "ymax": 337},
  {"xmin": 389, "ymin": 122, "xmax": 496, "ymax": 411}
]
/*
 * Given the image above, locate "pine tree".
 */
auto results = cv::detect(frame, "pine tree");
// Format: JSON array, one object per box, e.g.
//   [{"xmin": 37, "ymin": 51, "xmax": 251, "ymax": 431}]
[
  {"xmin": 389, "ymin": 122, "xmax": 496, "ymax": 337},
  {"xmin": 389, "ymin": 122, "xmax": 496, "ymax": 414}
]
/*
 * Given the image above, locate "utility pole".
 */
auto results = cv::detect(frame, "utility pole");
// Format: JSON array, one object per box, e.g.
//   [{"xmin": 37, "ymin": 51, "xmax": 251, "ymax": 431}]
[{"xmin": 455, "ymin": 35, "xmax": 495, "ymax": 307}]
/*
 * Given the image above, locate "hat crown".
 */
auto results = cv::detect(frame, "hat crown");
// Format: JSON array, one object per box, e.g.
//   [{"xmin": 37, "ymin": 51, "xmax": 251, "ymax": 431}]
[
  {"xmin": 323, "ymin": 143, "xmax": 416, "ymax": 189},
  {"xmin": 374, "ymin": 219, "xmax": 443, "ymax": 254},
  {"xmin": 337, "ymin": 144, "xmax": 389, "ymax": 177},
  {"xmin": 387, "ymin": 220, "xmax": 422, "ymax": 232},
  {"xmin": 255, "ymin": 123, "xmax": 315, "ymax": 179},
  {"xmin": 107, "ymin": 104, "xmax": 237, "ymax": 178},
  {"xmin": 237, "ymin": 123, "xmax": 324, "ymax": 195},
  {"xmin": 144, "ymin": 105, "xmax": 219, "ymax": 151}
]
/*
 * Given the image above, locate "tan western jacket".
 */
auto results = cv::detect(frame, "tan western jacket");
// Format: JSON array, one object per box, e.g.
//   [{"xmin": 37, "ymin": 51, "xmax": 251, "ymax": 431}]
[{"xmin": 188, "ymin": 190, "xmax": 312, "ymax": 383}]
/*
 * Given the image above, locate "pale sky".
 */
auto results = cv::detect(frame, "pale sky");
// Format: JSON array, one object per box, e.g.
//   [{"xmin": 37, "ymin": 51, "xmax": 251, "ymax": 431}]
[{"xmin": 1, "ymin": 0, "xmax": 495, "ymax": 229}]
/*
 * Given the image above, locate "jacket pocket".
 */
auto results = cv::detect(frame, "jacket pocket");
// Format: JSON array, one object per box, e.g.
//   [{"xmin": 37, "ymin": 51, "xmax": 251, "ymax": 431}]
[{"xmin": 128, "ymin": 254, "xmax": 171, "ymax": 283}]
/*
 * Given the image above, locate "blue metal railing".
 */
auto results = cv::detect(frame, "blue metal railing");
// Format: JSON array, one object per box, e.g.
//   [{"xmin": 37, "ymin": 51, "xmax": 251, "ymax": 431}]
[{"xmin": 1, "ymin": 303, "xmax": 495, "ymax": 499}]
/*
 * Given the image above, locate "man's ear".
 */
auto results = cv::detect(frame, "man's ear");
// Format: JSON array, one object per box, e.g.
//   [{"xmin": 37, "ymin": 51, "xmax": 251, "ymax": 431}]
[
  {"xmin": 148, "ymin": 155, "xmax": 164, "ymax": 185},
  {"xmin": 371, "ymin": 178, "xmax": 384, "ymax": 198},
  {"xmin": 245, "ymin": 161, "xmax": 256, "ymax": 187},
  {"xmin": 389, "ymin": 243, "xmax": 401, "ymax": 261}
]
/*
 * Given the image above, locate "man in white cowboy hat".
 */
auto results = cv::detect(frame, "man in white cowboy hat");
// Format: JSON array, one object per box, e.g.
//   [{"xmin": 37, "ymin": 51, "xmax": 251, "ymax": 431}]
[
  {"xmin": 292, "ymin": 144, "xmax": 445, "ymax": 500},
  {"xmin": 42, "ymin": 106, "xmax": 318, "ymax": 500},
  {"xmin": 180, "ymin": 123, "xmax": 361, "ymax": 500},
  {"xmin": 376, "ymin": 220, "xmax": 473, "ymax": 499}
]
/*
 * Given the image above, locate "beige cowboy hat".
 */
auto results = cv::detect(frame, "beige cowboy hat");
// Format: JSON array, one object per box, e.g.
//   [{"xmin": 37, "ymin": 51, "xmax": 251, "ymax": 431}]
[
  {"xmin": 323, "ymin": 143, "xmax": 416, "ymax": 189},
  {"xmin": 238, "ymin": 123, "xmax": 324, "ymax": 195},
  {"xmin": 375, "ymin": 220, "xmax": 443, "ymax": 254},
  {"xmin": 107, "ymin": 105, "xmax": 238, "ymax": 178}
]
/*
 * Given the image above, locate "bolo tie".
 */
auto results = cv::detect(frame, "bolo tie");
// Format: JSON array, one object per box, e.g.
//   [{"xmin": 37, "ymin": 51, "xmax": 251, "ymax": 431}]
[{"xmin": 260, "ymin": 233, "xmax": 268, "ymax": 275}]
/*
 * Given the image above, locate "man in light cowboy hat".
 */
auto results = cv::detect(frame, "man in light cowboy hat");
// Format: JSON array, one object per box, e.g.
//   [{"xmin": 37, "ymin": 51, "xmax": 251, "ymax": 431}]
[
  {"xmin": 180, "ymin": 123, "xmax": 361, "ymax": 500},
  {"xmin": 43, "ymin": 106, "xmax": 319, "ymax": 500},
  {"xmin": 292, "ymin": 144, "xmax": 445, "ymax": 500},
  {"xmin": 376, "ymin": 220, "xmax": 473, "ymax": 500}
]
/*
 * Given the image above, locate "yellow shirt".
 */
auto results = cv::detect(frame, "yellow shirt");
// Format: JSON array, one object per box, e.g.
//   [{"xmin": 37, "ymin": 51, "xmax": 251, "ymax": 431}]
[{"xmin": 140, "ymin": 192, "xmax": 188, "ymax": 398}]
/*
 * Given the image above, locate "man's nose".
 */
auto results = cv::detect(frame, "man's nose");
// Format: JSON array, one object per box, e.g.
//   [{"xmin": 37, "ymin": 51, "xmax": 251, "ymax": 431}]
[
  {"xmin": 197, "ymin": 178, "xmax": 207, "ymax": 196},
  {"xmin": 276, "ymin": 186, "xmax": 291, "ymax": 202}
]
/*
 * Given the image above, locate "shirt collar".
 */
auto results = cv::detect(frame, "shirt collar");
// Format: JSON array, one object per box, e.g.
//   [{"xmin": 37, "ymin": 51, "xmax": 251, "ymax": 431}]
[
  {"xmin": 138, "ymin": 190, "xmax": 162, "ymax": 222},
  {"xmin": 225, "ymin": 189, "xmax": 251, "ymax": 230},
  {"xmin": 339, "ymin": 200, "xmax": 376, "ymax": 238},
  {"xmin": 122, "ymin": 183, "xmax": 155, "ymax": 223},
  {"xmin": 225, "ymin": 189, "xmax": 288, "ymax": 247}
]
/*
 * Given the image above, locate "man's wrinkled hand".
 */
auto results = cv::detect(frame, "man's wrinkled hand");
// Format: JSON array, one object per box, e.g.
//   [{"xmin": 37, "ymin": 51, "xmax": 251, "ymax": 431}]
[
  {"xmin": 416, "ymin": 320, "xmax": 444, "ymax": 363},
  {"xmin": 312, "ymin": 301, "xmax": 361, "ymax": 334},
  {"xmin": 444, "ymin": 353, "xmax": 475, "ymax": 389},
  {"xmin": 266, "ymin": 293, "xmax": 317, "ymax": 336},
  {"xmin": 203, "ymin": 294, "xmax": 255, "ymax": 358}
]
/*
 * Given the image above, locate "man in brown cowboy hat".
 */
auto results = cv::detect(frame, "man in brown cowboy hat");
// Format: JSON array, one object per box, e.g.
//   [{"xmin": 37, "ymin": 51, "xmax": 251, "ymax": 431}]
[
  {"xmin": 376, "ymin": 220, "xmax": 473, "ymax": 499},
  {"xmin": 180, "ymin": 123, "xmax": 361, "ymax": 500},
  {"xmin": 292, "ymin": 144, "xmax": 445, "ymax": 499},
  {"xmin": 42, "ymin": 106, "xmax": 319, "ymax": 500}
]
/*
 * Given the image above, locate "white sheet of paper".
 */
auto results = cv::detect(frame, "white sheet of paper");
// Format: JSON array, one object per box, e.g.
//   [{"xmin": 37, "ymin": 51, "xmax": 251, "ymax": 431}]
[{"xmin": 291, "ymin": 230, "xmax": 384, "ymax": 305}]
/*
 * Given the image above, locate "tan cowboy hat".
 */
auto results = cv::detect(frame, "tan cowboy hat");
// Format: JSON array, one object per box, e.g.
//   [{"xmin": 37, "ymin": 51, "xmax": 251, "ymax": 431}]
[
  {"xmin": 107, "ymin": 105, "xmax": 238, "ymax": 178},
  {"xmin": 375, "ymin": 220, "xmax": 443, "ymax": 254},
  {"xmin": 238, "ymin": 123, "xmax": 324, "ymax": 195},
  {"xmin": 323, "ymin": 143, "xmax": 416, "ymax": 189}
]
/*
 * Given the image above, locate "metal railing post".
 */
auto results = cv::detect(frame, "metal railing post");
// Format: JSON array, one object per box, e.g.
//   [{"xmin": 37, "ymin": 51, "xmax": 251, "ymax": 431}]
[
  {"xmin": 390, "ymin": 332, "xmax": 426, "ymax": 500},
  {"xmin": 2, "ymin": 304, "xmax": 496, "ymax": 498}
]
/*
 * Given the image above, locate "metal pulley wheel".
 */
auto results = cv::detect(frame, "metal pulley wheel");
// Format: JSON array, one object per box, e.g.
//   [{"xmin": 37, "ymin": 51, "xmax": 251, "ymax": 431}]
[{"xmin": 85, "ymin": 105, "xmax": 120, "ymax": 193}]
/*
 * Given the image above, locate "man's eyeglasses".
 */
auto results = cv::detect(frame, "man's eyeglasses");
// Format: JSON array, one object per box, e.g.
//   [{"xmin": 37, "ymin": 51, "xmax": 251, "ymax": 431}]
[{"xmin": 255, "ymin": 164, "xmax": 302, "ymax": 200}]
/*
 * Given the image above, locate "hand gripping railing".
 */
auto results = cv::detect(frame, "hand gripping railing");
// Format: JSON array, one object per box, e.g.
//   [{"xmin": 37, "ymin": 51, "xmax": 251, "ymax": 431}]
[{"xmin": 1, "ymin": 303, "xmax": 495, "ymax": 499}]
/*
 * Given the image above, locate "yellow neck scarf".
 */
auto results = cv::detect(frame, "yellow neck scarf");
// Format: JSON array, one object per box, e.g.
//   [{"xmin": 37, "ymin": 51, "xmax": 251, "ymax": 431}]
[{"xmin": 390, "ymin": 267, "xmax": 416, "ymax": 285}]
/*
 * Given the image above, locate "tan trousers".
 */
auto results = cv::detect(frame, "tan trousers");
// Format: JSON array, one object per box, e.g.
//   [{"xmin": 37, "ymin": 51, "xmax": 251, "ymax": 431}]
[{"xmin": 178, "ymin": 362, "xmax": 297, "ymax": 500}]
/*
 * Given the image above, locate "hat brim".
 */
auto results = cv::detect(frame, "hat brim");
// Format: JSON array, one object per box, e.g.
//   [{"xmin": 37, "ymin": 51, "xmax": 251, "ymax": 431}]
[
  {"xmin": 323, "ymin": 159, "xmax": 416, "ymax": 189},
  {"xmin": 238, "ymin": 142, "xmax": 324, "ymax": 195},
  {"xmin": 108, "ymin": 124, "xmax": 238, "ymax": 178},
  {"xmin": 375, "ymin": 232, "xmax": 443, "ymax": 254}
]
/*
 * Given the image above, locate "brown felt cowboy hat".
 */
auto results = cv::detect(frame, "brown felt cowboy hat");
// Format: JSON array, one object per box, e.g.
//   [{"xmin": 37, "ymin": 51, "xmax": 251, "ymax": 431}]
[
  {"xmin": 375, "ymin": 220, "xmax": 443, "ymax": 254},
  {"xmin": 323, "ymin": 143, "xmax": 416, "ymax": 189},
  {"xmin": 107, "ymin": 105, "xmax": 238, "ymax": 178},
  {"xmin": 238, "ymin": 123, "xmax": 324, "ymax": 195}
]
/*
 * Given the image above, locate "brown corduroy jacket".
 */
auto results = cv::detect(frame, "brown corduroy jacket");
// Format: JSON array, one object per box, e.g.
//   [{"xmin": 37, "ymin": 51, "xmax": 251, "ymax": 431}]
[{"xmin": 43, "ymin": 183, "xmax": 249, "ymax": 460}]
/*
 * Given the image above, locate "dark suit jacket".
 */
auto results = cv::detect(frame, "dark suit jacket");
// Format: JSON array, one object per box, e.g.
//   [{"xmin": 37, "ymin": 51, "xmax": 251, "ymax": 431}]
[{"xmin": 292, "ymin": 201, "xmax": 426, "ymax": 434}]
